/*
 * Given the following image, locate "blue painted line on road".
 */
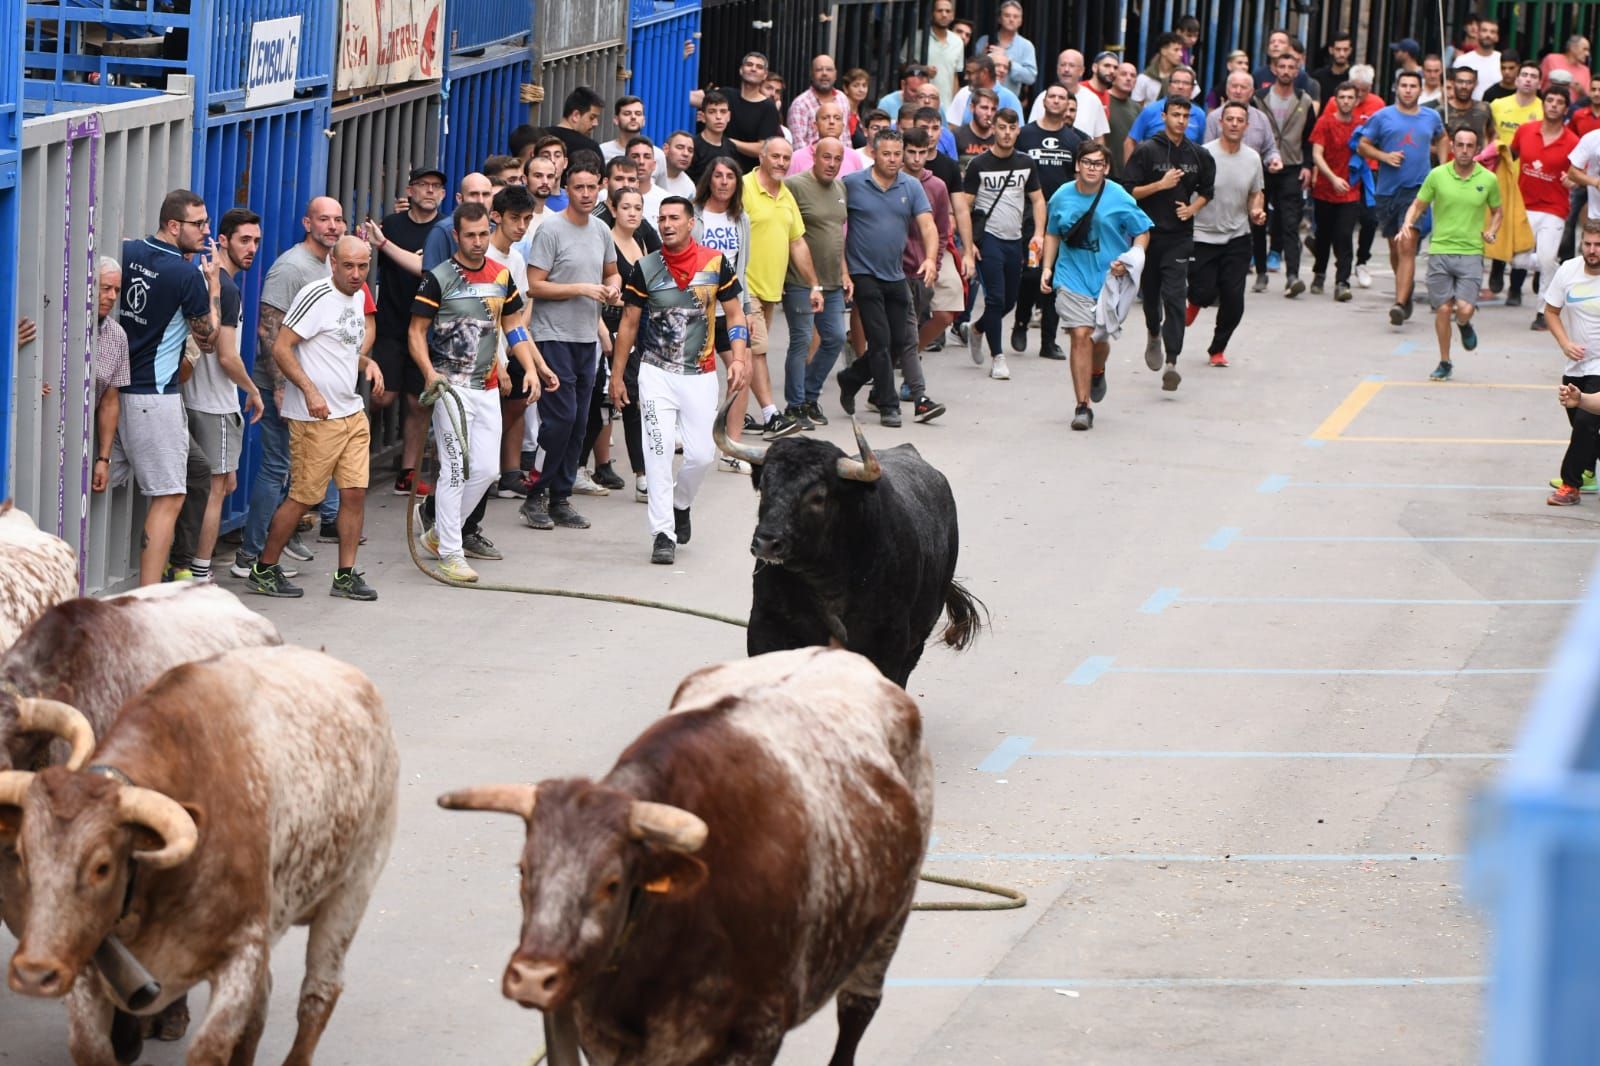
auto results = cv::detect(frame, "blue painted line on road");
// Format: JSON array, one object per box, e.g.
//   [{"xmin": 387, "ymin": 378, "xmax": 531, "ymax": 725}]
[
  {"xmin": 1283, "ymin": 481, "xmax": 1543, "ymax": 492},
  {"xmin": 1204, "ymin": 526, "xmax": 1242, "ymax": 550},
  {"xmin": 1392, "ymin": 342, "xmax": 1417, "ymax": 356},
  {"xmin": 1023, "ymin": 749, "xmax": 1508, "ymax": 761},
  {"xmin": 1175, "ymin": 595, "xmax": 1580, "ymax": 607},
  {"xmin": 1366, "ymin": 371, "xmax": 1390, "ymax": 380},
  {"xmin": 1303, "ymin": 437, "xmax": 1328, "ymax": 448},
  {"xmin": 886, "ymin": 976, "xmax": 1485, "ymax": 990},
  {"xmin": 927, "ymin": 852, "xmax": 1463, "ymax": 862},
  {"xmin": 976, "ymin": 736, "xmax": 1034, "ymax": 773},
  {"xmin": 1065, "ymin": 656, "xmax": 1116, "ymax": 685},
  {"xmin": 1257, "ymin": 474, "xmax": 1291, "ymax": 493},
  {"xmin": 1138, "ymin": 587, "xmax": 1182, "ymax": 614}
]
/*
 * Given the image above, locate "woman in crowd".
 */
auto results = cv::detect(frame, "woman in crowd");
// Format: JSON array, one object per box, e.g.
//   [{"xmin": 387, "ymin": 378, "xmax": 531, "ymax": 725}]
[
  {"xmin": 600, "ymin": 188, "xmax": 650, "ymax": 501},
  {"xmin": 690, "ymin": 157, "xmax": 756, "ymax": 471}
]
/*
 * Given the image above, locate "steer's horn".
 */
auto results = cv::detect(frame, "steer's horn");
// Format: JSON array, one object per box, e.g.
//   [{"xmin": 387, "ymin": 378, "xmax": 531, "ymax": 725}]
[
  {"xmin": 437, "ymin": 784, "xmax": 538, "ymax": 821},
  {"xmin": 0, "ymin": 770, "xmax": 36, "ymax": 809},
  {"xmin": 15, "ymin": 698, "xmax": 96, "ymax": 771},
  {"xmin": 628, "ymin": 801, "xmax": 709, "ymax": 853},
  {"xmin": 117, "ymin": 787, "xmax": 198, "ymax": 869},
  {"xmin": 835, "ymin": 417, "xmax": 883, "ymax": 483},
  {"xmin": 712, "ymin": 396, "xmax": 769, "ymax": 466}
]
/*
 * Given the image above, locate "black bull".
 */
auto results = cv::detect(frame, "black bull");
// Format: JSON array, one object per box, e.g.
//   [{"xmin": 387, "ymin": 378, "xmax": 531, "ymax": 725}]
[{"xmin": 715, "ymin": 401, "xmax": 984, "ymax": 686}]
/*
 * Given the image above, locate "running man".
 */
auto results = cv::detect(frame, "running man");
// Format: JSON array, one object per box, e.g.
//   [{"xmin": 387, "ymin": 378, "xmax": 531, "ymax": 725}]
[
  {"xmin": 1188, "ymin": 101, "xmax": 1266, "ymax": 368},
  {"xmin": 1358, "ymin": 70, "xmax": 1446, "ymax": 325},
  {"xmin": 1545, "ymin": 219, "xmax": 1600, "ymax": 505},
  {"xmin": 961, "ymin": 106, "xmax": 1045, "ymax": 380},
  {"xmin": 610, "ymin": 197, "xmax": 752, "ymax": 564}
]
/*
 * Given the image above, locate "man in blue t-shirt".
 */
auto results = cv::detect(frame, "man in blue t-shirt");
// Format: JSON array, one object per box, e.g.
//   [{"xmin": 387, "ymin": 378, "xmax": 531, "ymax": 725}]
[
  {"xmin": 1039, "ymin": 141, "xmax": 1152, "ymax": 431},
  {"xmin": 114, "ymin": 188, "xmax": 220, "ymax": 585},
  {"xmin": 1357, "ymin": 69, "xmax": 1445, "ymax": 322},
  {"xmin": 1122, "ymin": 67, "xmax": 1207, "ymax": 162}
]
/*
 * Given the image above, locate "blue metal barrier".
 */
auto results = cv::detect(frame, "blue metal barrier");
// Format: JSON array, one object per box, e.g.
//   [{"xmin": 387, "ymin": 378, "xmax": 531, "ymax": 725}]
[
  {"xmin": 628, "ymin": 1, "xmax": 700, "ymax": 146},
  {"xmin": 440, "ymin": 48, "xmax": 532, "ymax": 185},
  {"xmin": 446, "ymin": 0, "xmax": 534, "ymax": 54},
  {"xmin": 195, "ymin": 96, "xmax": 332, "ymax": 529},
  {"xmin": 23, "ymin": 0, "xmax": 333, "ymax": 113},
  {"xmin": 1471, "ymin": 558, "xmax": 1600, "ymax": 1065},
  {"xmin": 0, "ymin": 0, "xmax": 20, "ymax": 498}
]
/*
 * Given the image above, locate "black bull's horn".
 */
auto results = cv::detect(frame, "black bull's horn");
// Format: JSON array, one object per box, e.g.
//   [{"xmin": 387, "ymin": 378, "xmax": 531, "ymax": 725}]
[{"xmin": 712, "ymin": 396, "xmax": 881, "ymax": 482}]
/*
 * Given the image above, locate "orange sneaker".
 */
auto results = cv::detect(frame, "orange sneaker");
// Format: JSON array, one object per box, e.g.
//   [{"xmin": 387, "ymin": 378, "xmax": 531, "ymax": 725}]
[
  {"xmin": 1549, "ymin": 484, "xmax": 1582, "ymax": 506},
  {"xmin": 1209, "ymin": 352, "xmax": 1229, "ymax": 368}
]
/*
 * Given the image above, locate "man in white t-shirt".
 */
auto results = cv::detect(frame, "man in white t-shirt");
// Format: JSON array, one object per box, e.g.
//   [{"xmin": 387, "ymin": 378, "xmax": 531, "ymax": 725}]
[
  {"xmin": 1453, "ymin": 18, "xmax": 1502, "ymax": 100},
  {"xmin": 603, "ymin": 95, "xmax": 668, "ymax": 179},
  {"xmin": 630, "ymin": 137, "xmax": 670, "ymax": 222},
  {"xmin": 487, "ymin": 184, "xmax": 539, "ymax": 499},
  {"xmin": 249, "ymin": 235, "xmax": 382, "ymax": 600},
  {"xmin": 1567, "ymin": 129, "xmax": 1600, "ymax": 221},
  {"xmin": 1547, "ymin": 219, "xmax": 1600, "ymax": 505},
  {"xmin": 659, "ymin": 132, "xmax": 698, "ymax": 198},
  {"xmin": 1027, "ymin": 48, "xmax": 1110, "ymax": 140}
]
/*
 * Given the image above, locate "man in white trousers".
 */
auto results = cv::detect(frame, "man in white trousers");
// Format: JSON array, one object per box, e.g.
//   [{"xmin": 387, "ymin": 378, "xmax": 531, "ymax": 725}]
[
  {"xmin": 611, "ymin": 196, "xmax": 751, "ymax": 564},
  {"xmin": 409, "ymin": 202, "xmax": 556, "ymax": 582}
]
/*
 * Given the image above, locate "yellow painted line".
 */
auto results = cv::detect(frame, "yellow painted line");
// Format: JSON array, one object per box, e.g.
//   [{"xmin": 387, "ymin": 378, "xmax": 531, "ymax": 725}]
[
  {"xmin": 1338, "ymin": 436, "xmax": 1567, "ymax": 445},
  {"xmin": 1311, "ymin": 380, "xmax": 1385, "ymax": 440}
]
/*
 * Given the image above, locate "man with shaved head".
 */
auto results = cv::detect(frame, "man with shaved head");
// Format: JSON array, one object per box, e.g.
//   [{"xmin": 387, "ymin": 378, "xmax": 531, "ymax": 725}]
[
  {"xmin": 233, "ymin": 194, "xmax": 349, "ymax": 579},
  {"xmin": 423, "ymin": 172, "xmax": 494, "ymax": 269},
  {"xmin": 788, "ymin": 100, "xmax": 865, "ymax": 176},
  {"xmin": 1028, "ymin": 49, "xmax": 1110, "ymax": 140}
]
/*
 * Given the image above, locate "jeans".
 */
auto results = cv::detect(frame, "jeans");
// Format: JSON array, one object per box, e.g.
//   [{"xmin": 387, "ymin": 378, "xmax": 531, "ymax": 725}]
[
  {"xmin": 1254, "ymin": 169, "xmax": 1306, "ymax": 278},
  {"xmin": 1015, "ymin": 265, "xmax": 1059, "ymax": 351},
  {"xmin": 974, "ymin": 233, "xmax": 1024, "ymax": 359},
  {"xmin": 242, "ymin": 388, "xmax": 338, "ymax": 558},
  {"xmin": 1142, "ymin": 231, "xmax": 1193, "ymax": 358},
  {"xmin": 1311, "ymin": 199, "xmax": 1359, "ymax": 285},
  {"xmin": 838, "ymin": 273, "xmax": 911, "ymax": 412},
  {"xmin": 782, "ymin": 285, "xmax": 847, "ymax": 408}
]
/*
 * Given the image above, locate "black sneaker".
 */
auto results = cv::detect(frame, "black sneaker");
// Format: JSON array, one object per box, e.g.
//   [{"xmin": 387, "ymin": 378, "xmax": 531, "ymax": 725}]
[
  {"xmin": 593, "ymin": 462, "xmax": 626, "ymax": 490},
  {"xmin": 953, "ymin": 322, "xmax": 970, "ymax": 344},
  {"xmin": 837, "ymin": 371, "xmax": 860, "ymax": 416},
  {"xmin": 651, "ymin": 532, "xmax": 676, "ymax": 565},
  {"xmin": 803, "ymin": 401, "xmax": 829, "ymax": 426},
  {"xmin": 462, "ymin": 531, "xmax": 503, "ymax": 560},
  {"xmin": 926, "ymin": 335, "xmax": 946, "ymax": 352},
  {"xmin": 880, "ymin": 409, "xmax": 903, "ymax": 428},
  {"xmin": 231, "ymin": 552, "xmax": 297, "ymax": 580},
  {"xmin": 1429, "ymin": 360, "xmax": 1453, "ymax": 381},
  {"xmin": 743, "ymin": 413, "xmax": 763, "ymax": 432},
  {"xmin": 520, "ymin": 493, "xmax": 554, "ymax": 530},
  {"xmin": 1402, "ymin": 299, "xmax": 1414, "ymax": 320},
  {"xmin": 785, "ymin": 404, "xmax": 815, "ymax": 431},
  {"xmin": 248, "ymin": 562, "xmax": 304, "ymax": 598},
  {"xmin": 1505, "ymin": 291, "xmax": 1523, "ymax": 308},
  {"xmin": 1532, "ymin": 311, "xmax": 1549, "ymax": 332},
  {"xmin": 1252, "ymin": 274, "xmax": 1269, "ymax": 293},
  {"xmin": 1090, "ymin": 372, "xmax": 1107, "ymax": 403},
  {"xmin": 330, "ymin": 569, "xmax": 378, "ymax": 601},
  {"xmin": 1039, "ymin": 343, "xmax": 1066, "ymax": 360},
  {"xmin": 674, "ymin": 507, "xmax": 691, "ymax": 545},
  {"xmin": 1009, "ymin": 324, "xmax": 1027, "ymax": 352},
  {"xmin": 1071, "ymin": 404, "xmax": 1094, "ymax": 430},
  {"xmin": 496, "ymin": 470, "xmax": 531, "ymax": 498},
  {"xmin": 317, "ymin": 523, "xmax": 366, "ymax": 546},
  {"xmin": 914, "ymin": 396, "xmax": 946, "ymax": 423},
  {"xmin": 549, "ymin": 499, "xmax": 591, "ymax": 529},
  {"xmin": 1459, "ymin": 322, "xmax": 1478, "ymax": 351},
  {"xmin": 764, "ymin": 411, "xmax": 802, "ymax": 439},
  {"xmin": 1388, "ymin": 303, "xmax": 1406, "ymax": 326},
  {"xmin": 1309, "ymin": 275, "xmax": 1325, "ymax": 296}
]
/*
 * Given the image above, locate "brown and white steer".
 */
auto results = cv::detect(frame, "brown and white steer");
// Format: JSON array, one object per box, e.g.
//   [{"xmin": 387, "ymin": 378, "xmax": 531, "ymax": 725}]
[
  {"xmin": 0, "ymin": 645, "xmax": 399, "ymax": 1065},
  {"xmin": 440, "ymin": 647, "xmax": 934, "ymax": 1066},
  {"xmin": 0, "ymin": 499, "xmax": 77, "ymax": 653},
  {"xmin": 0, "ymin": 582, "xmax": 282, "ymax": 774}
]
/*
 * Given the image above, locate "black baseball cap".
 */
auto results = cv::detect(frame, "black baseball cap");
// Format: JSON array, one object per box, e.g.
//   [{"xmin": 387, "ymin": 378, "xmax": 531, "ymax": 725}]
[{"xmin": 407, "ymin": 166, "xmax": 447, "ymax": 185}]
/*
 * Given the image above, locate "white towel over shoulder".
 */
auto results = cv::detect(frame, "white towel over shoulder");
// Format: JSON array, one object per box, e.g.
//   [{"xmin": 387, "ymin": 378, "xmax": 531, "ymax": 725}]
[{"xmin": 1093, "ymin": 244, "xmax": 1147, "ymax": 343}]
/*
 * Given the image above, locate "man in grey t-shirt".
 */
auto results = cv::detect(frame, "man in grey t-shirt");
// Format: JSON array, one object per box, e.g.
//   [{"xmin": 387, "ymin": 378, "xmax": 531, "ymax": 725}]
[
  {"xmin": 1187, "ymin": 101, "xmax": 1266, "ymax": 367},
  {"xmin": 519, "ymin": 156, "xmax": 620, "ymax": 531},
  {"xmin": 234, "ymin": 196, "xmax": 344, "ymax": 576}
]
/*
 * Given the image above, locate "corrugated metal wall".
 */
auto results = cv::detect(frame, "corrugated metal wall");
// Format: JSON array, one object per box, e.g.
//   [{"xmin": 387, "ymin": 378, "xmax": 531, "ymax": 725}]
[
  {"xmin": 0, "ymin": 0, "xmax": 21, "ymax": 499},
  {"xmin": 15, "ymin": 88, "xmax": 193, "ymax": 593},
  {"xmin": 536, "ymin": 0, "xmax": 628, "ymax": 142},
  {"xmin": 441, "ymin": 47, "xmax": 534, "ymax": 183},
  {"xmin": 629, "ymin": 3, "xmax": 702, "ymax": 143}
]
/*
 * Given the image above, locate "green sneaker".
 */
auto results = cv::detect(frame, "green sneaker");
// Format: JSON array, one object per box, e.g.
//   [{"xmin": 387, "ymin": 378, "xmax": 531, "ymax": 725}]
[
  {"xmin": 247, "ymin": 562, "xmax": 304, "ymax": 598},
  {"xmin": 1550, "ymin": 471, "xmax": 1598, "ymax": 493},
  {"xmin": 330, "ymin": 569, "xmax": 378, "ymax": 601}
]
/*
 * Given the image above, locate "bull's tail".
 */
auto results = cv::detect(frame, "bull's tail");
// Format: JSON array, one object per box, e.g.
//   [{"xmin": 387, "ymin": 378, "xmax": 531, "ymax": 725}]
[{"xmin": 940, "ymin": 580, "xmax": 986, "ymax": 652}]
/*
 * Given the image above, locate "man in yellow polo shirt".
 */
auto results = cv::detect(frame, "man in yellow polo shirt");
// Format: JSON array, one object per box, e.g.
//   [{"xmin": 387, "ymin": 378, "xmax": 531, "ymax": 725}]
[{"xmin": 734, "ymin": 136, "xmax": 825, "ymax": 440}]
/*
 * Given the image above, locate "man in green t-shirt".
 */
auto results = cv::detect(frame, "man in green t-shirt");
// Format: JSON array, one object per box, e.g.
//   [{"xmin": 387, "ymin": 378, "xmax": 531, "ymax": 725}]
[{"xmin": 1401, "ymin": 126, "xmax": 1503, "ymax": 379}]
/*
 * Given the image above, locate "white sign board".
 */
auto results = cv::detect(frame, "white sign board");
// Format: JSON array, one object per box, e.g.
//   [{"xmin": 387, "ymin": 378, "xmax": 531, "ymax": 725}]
[
  {"xmin": 245, "ymin": 16, "xmax": 302, "ymax": 109},
  {"xmin": 338, "ymin": 0, "xmax": 445, "ymax": 92}
]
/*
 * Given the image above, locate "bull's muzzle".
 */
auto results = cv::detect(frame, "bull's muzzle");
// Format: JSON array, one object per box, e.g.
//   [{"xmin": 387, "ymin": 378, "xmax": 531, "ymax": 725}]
[
  {"xmin": 750, "ymin": 530, "xmax": 787, "ymax": 563},
  {"xmin": 8, "ymin": 952, "xmax": 72, "ymax": 998},
  {"xmin": 504, "ymin": 957, "xmax": 570, "ymax": 1011}
]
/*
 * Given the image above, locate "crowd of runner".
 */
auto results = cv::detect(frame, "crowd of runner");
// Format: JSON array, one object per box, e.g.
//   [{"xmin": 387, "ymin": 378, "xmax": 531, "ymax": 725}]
[{"xmin": 73, "ymin": 2, "xmax": 1600, "ymax": 597}]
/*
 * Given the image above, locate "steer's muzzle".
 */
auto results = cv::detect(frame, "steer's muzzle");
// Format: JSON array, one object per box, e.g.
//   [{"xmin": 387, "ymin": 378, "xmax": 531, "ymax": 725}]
[
  {"xmin": 9, "ymin": 953, "xmax": 72, "ymax": 998},
  {"xmin": 751, "ymin": 530, "xmax": 788, "ymax": 563},
  {"xmin": 504, "ymin": 957, "xmax": 571, "ymax": 1011}
]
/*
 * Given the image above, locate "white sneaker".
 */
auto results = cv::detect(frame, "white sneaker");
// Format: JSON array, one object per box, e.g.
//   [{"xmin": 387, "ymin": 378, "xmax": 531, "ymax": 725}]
[
  {"xmin": 1356, "ymin": 264, "xmax": 1372, "ymax": 289},
  {"xmin": 436, "ymin": 554, "xmax": 479, "ymax": 583},
  {"xmin": 634, "ymin": 475, "xmax": 648, "ymax": 503},
  {"xmin": 719, "ymin": 456, "xmax": 752, "ymax": 475},
  {"xmin": 990, "ymin": 354, "xmax": 1011, "ymax": 380},
  {"xmin": 573, "ymin": 468, "xmax": 610, "ymax": 496}
]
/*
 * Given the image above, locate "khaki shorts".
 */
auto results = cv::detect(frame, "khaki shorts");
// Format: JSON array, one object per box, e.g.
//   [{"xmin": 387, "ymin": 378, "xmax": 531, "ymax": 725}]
[
  {"xmin": 287, "ymin": 413, "xmax": 370, "ymax": 505},
  {"xmin": 931, "ymin": 250, "xmax": 966, "ymax": 313},
  {"xmin": 747, "ymin": 300, "xmax": 774, "ymax": 356}
]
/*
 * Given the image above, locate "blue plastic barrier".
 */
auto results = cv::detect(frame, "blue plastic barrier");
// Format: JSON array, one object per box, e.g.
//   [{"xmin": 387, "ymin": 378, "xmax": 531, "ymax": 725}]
[
  {"xmin": 23, "ymin": 0, "xmax": 333, "ymax": 113},
  {"xmin": 1471, "ymin": 558, "xmax": 1600, "ymax": 1066},
  {"xmin": 194, "ymin": 96, "xmax": 332, "ymax": 529},
  {"xmin": 628, "ymin": 1, "xmax": 700, "ymax": 146},
  {"xmin": 0, "ymin": 0, "xmax": 19, "ymax": 497},
  {"xmin": 446, "ymin": 0, "xmax": 534, "ymax": 54},
  {"xmin": 440, "ymin": 48, "xmax": 532, "ymax": 185}
]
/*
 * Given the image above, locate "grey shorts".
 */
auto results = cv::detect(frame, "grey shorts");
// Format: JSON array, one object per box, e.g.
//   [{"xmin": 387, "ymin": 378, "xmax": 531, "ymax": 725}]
[
  {"xmin": 1055, "ymin": 288, "xmax": 1098, "ymax": 330},
  {"xmin": 109, "ymin": 392, "xmax": 188, "ymax": 497},
  {"xmin": 1426, "ymin": 253, "xmax": 1483, "ymax": 309},
  {"xmin": 187, "ymin": 409, "xmax": 245, "ymax": 474}
]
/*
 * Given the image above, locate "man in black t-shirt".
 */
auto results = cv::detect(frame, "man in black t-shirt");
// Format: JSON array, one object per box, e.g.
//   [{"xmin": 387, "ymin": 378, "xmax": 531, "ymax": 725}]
[
  {"xmin": 690, "ymin": 91, "xmax": 739, "ymax": 181},
  {"xmin": 960, "ymin": 108, "xmax": 1045, "ymax": 379},
  {"xmin": 1015, "ymin": 87, "xmax": 1086, "ymax": 359},
  {"xmin": 550, "ymin": 87, "xmax": 606, "ymax": 164},
  {"xmin": 955, "ymin": 88, "xmax": 1000, "ymax": 175},
  {"xmin": 723, "ymin": 52, "xmax": 783, "ymax": 171},
  {"xmin": 363, "ymin": 165, "xmax": 443, "ymax": 495}
]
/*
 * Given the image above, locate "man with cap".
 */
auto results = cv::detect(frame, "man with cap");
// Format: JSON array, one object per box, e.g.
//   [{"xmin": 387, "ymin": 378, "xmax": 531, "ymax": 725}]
[
  {"xmin": 1455, "ymin": 16, "xmax": 1502, "ymax": 100},
  {"xmin": 1390, "ymin": 39, "xmax": 1424, "ymax": 82}
]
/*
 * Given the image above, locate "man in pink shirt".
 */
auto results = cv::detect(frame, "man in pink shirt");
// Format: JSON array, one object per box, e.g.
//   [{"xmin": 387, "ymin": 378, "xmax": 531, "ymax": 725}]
[
  {"xmin": 787, "ymin": 54, "xmax": 851, "ymax": 147},
  {"xmin": 1543, "ymin": 35, "xmax": 1592, "ymax": 92},
  {"xmin": 789, "ymin": 100, "xmax": 865, "ymax": 176}
]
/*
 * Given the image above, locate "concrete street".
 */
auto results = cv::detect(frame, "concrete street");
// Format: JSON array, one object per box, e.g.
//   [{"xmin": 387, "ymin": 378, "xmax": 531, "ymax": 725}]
[{"xmin": 1, "ymin": 271, "xmax": 1586, "ymax": 1064}]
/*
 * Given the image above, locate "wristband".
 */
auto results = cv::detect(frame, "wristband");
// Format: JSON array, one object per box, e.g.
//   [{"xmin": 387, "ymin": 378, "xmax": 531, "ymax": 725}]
[
  {"xmin": 727, "ymin": 324, "xmax": 750, "ymax": 343},
  {"xmin": 505, "ymin": 325, "xmax": 532, "ymax": 348},
  {"xmin": 95, "ymin": 457, "xmax": 109, "ymax": 464}
]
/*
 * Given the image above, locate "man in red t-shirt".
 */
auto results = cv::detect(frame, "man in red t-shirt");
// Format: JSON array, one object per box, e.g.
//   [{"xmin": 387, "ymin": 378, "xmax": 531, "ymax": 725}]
[
  {"xmin": 1308, "ymin": 83, "xmax": 1364, "ymax": 299},
  {"xmin": 1570, "ymin": 75, "xmax": 1600, "ymax": 137},
  {"xmin": 1514, "ymin": 86, "xmax": 1581, "ymax": 328}
]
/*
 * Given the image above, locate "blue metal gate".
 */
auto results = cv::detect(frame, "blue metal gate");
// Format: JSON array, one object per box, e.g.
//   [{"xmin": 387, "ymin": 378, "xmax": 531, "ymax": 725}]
[
  {"xmin": 440, "ymin": 48, "xmax": 533, "ymax": 184},
  {"xmin": 0, "ymin": 0, "xmax": 21, "ymax": 497},
  {"xmin": 628, "ymin": 1, "xmax": 701, "ymax": 145}
]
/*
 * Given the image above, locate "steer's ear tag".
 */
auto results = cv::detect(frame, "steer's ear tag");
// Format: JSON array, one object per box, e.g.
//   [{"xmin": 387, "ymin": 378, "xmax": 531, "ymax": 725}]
[{"xmin": 643, "ymin": 876, "xmax": 673, "ymax": 894}]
